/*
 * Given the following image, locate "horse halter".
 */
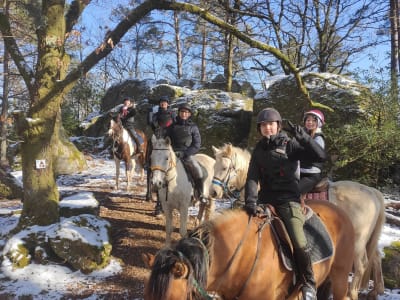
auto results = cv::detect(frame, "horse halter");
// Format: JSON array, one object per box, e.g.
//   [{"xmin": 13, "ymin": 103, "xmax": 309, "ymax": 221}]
[
  {"xmin": 212, "ymin": 154, "xmax": 239, "ymax": 197},
  {"xmin": 150, "ymin": 147, "xmax": 177, "ymax": 186}
]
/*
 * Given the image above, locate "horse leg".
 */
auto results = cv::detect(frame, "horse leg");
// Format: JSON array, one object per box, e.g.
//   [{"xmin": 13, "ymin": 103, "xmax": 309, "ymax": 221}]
[
  {"xmin": 164, "ymin": 205, "xmax": 173, "ymax": 245},
  {"xmin": 179, "ymin": 204, "xmax": 189, "ymax": 238},
  {"xmin": 115, "ymin": 159, "xmax": 120, "ymax": 190},
  {"xmin": 126, "ymin": 158, "xmax": 133, "ymax": 191},
  {"xmin": 349, "ymin": 249, "xmax": 368, "ymax": 300},
  {"xmin": 365, "ymin": 249, "xmax": 384, "ymax": 299}
]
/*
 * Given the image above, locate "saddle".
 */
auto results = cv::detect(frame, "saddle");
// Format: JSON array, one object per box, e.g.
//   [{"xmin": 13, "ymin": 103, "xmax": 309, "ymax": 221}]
[
  {"xmin": 303, "ymin": 177, "xmax": 329, "ymax": 201},
  {"xmin": 258, "ymin": 205, "xmax": 334, "ymax": 271}
]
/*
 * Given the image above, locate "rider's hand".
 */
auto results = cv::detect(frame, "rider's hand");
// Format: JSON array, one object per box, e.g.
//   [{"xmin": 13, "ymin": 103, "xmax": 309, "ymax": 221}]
[{"xmin": 244, "ymin": 202, "xmax": 258, "ymax": 216}]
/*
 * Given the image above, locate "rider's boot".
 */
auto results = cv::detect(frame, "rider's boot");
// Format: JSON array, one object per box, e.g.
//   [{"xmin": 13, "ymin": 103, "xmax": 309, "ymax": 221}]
[
  {"xmin": 294, "ymin": 247, "xmax": 317, "ymax": 300},
  {"xmin": 194, "ymin": 178, "xmax": 206, "ymax": 204}
]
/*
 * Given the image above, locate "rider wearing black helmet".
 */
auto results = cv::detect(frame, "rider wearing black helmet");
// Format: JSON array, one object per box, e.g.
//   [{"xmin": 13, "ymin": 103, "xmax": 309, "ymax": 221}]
[
  {"xmin": 244, "ymin": 107, "xmax": 327, "ymax": 300},
  {"xmin": 166, "ymin": 102, "xmax": 205, "ymax": 203},
  {"xmin": 151, "ymin": 96, "xmax": 175, "ymax": 138},
  {"xmin": 148, "ymin": 95, "xmax": 176, "ymax": 216}
]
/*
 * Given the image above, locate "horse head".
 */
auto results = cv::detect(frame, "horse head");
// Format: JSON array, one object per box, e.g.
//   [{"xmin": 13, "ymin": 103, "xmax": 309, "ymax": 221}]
[
  {"xmin": 143, "ymin": 236, "xmax": 210, "ymax": 300},
  {"xmin": 150, "ymin": 135, "xmax": 177, "ymax": 189},
  {"xmin": 211, "ymin": 144, "xmax": 239, "ymax": 199},
  {"xmin": 107, "ymin": 117, "xmax": 124, "ymax": 142}
]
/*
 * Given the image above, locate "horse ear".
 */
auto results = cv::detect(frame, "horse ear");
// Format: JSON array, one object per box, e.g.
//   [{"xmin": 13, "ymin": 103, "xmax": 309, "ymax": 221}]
[
  {"xmin": 226, "ymin": 143, "xmax": 232, "ymax": 156},
  {"xmin": 165, "ymin": 136, "xmax": 172, "ymax": 145},
  {"xmin": 212, "ymin": 145, "xmax": 220, "ymax": 156},
  {"xmin": 171, "ymin": 261, "xmax": 189, "ymax": 279},
  {"xmin": 142, "ymin": 253, "xmax": 155, "ymax": 268}
]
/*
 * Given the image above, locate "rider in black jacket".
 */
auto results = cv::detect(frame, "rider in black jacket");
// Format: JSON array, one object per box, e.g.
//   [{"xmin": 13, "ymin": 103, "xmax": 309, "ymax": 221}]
[
  {"xmin": 244, "ymin": 108, "xmax": 327, "ymax": 300},
  {"xmin": 147, "ymin": 96, "xmax": 176, "ymax": 216},
  {"xmin": 119, "ymin": 97, "xmax": 143, "ymax": 153},
  {"xmin": 166, "ymin": 103, "xmax": 205, "ymax": 203}
]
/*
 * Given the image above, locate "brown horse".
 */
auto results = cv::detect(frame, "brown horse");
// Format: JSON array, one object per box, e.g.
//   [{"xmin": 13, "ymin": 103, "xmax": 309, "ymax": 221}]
[
  {"xmin": 143, "ymin": 200, "xmax": 355, "ymax": 300},
  {"xmin": 210, "ymin": 143, "xmax": 385, "ymax": 299},
  {"xmin": 107, "ymin": 117, "xmax": 147, "ymax": 190}
]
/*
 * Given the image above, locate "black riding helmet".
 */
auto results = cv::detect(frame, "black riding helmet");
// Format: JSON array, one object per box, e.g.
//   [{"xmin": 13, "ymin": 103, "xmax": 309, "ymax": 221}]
[
  {"xmin": 178, "ymin": 103, "xmax": 192, "ymax": 113},
  {"xmin": 256, "ymin": 108, "xmax": 282, "ymax": 133},
  {"xmin": 159, "ymin": 95, "xmax": 170, "ymax": 104}
]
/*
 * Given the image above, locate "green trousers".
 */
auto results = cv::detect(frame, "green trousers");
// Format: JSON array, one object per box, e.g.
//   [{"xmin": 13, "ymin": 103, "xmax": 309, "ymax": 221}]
[{"xmin": 275, "ymin": 201, "xmax": 307, "ymax": 249}]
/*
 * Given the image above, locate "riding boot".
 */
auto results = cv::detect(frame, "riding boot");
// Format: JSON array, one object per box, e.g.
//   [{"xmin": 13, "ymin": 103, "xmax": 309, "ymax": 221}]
[
  {"xmin": 294, "ymin": 247, "xmax": 317, "ymax": 300},
  {"xmin": 194, "ymin": 178, "xmax": 206, "ymax": 203}
]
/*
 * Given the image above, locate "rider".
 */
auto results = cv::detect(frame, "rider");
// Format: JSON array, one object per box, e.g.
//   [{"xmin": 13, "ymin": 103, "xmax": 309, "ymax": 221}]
[
  {"xmin": 151, "ymin": 95, "xmax": 176, "ymax": 138},
  {"xmin": 166, "ymin": 102, "xmax": 206, "ymax": 203},
  {"xmin": 244, "ymin": 108, "xmax": 327, "ymax": 300},
  {"xmin": 119, "ymin": 97, "xmax": 143, "ymax": 153},
  {"xmin": 148, "ymin": 95, "xmax": 176, "ymax": 216},
  {"xmin": 299, "ymin": 109, "xmax": 326, "ymax": 195}
]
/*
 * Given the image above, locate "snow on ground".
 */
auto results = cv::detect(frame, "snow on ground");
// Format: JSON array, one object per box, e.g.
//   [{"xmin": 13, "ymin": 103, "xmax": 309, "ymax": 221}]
[{"xmin": 1, "ymin": 157, "xmax": 400, "ymax": 299}]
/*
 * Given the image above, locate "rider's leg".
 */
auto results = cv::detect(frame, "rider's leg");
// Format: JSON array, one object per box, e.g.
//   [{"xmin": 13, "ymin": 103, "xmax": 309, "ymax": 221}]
[
  {"xmin": 127, "ymin": 127, "xmax": 143, "ymax": 153},
  {"xmin": 183, "ymin": 156, "xmax": 205, "ymax": 203},
  {"xmin": 276, "ymin": 202, "xmax": 316, "ymax": 300}
]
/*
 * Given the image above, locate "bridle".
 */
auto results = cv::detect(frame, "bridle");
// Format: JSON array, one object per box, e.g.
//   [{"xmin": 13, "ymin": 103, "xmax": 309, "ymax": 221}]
[
  {"xmin": 212, "ymin": 153, "xmax": 242, "ymax": 201},
  {"xmin": 150, "ymin": 147, "xmax": 177, "ymax": 197}
]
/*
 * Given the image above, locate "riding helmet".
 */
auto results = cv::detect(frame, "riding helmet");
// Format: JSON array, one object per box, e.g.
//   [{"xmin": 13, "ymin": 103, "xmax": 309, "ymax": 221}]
[
  {"xmin": 159, "ymin": 95, "xmax": 170, "ymax": 104},
  {"xmin": 178, "ymin": 103, "xmax": 192, "ymax": 113},
  {"xmin": 256, "ymin": 108, "xmax": 282, "ymax": 124},
  {"xmin": 303, "ymin": 109, "xmax": 325, "ymax": 128}
]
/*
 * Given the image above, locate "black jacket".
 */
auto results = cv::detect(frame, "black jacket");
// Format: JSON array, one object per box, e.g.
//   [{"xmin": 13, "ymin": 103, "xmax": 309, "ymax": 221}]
[
  {"xmin": 167, "ymin": 116, "xmax": 201, "ymax": 157},
  {"xmin": 119, "ymin": 106, "xmax": 136, "ymax": 129},
  {"xmin": 151, "ymin": 108, "xmax": 175, "ymax": 138},
  {"xmin": 245, "ymin": 131, "xmax": 327, "ymax": 206}
]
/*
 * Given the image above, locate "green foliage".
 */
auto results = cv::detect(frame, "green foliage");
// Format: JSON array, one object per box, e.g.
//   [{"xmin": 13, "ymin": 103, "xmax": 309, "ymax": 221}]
[
  {"xmin": 62, "ymin": 77, "xmax": 103, "ymax": 136},
  {"xmin": 325, "ymin": 65, "xmax": 400, "ymax": 186}
]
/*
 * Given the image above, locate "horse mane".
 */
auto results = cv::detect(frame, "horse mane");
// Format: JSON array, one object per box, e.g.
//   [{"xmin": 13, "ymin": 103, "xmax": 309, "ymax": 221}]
[
  {"xmin": 147, "ymin": 236, "xmax": 210, "ymax": 300},
  {"xmin": 220, "ymin": 143, "xmax": 250, "ymax": 170}
]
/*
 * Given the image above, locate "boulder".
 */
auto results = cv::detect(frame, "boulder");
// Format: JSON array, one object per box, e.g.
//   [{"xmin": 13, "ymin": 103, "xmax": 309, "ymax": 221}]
[{"xmin": 48, "ymin": 214, "xmax": 112, "ymax": 274}]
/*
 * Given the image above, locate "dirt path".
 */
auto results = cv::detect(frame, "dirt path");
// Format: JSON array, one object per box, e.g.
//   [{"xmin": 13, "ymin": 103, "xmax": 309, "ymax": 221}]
[{"xmin": 69, "ymin": 161, "xmax": 202, "ymax": 299}]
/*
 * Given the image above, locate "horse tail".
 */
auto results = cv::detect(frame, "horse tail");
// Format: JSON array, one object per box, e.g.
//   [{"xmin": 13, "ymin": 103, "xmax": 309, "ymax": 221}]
[{"xmin": 360, "ymin": 187, "xmax": 385, "ymax": 293}]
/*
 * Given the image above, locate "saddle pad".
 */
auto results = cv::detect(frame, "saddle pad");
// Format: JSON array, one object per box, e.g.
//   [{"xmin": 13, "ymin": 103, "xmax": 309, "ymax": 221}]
[
  {"xmin": 304, "ymin": 213, "xmax": 333, "ymax": 264},
  {"xmin": 273, "ymin": 212, "xmax": 334, "ymax": 271}
]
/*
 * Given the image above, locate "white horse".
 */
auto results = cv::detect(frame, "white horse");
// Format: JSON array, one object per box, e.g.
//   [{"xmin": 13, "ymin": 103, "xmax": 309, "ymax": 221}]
[
  {"xmin": 150, "ymin": 135, "xmax": 215, "ymax": 245},
  {"xmin": 211, "ymin": 143, "xmax": 386, "ymax": 300},
  {"xmin": 107, "ymin": 118, "xmax": 147, "ymax": 190}
]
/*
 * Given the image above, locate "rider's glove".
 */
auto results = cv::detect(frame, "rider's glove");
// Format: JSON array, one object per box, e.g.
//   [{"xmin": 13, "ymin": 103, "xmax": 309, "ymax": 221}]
[{"xmin": 244, "ymin": 202, "xmax": 258, "ymax": 216}]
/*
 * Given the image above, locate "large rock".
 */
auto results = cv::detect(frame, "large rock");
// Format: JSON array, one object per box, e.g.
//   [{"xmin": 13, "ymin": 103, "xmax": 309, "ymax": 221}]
[
  {"xmin": 84, "ymin": 86, "xmax": 253, "ymax": 157},
  {"xmin": 48, "ymin": 214, "xmax": 112, "ymax": 274}
]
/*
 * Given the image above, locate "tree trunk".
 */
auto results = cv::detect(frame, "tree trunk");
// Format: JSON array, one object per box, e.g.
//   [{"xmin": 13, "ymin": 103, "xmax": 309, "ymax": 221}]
[
  {"xmin": 0, "ymin": 1, "xmax": 10, "ymax": 168},
  {"xmin": 390, "ymin": 0, "xmax": 399, "ymax": 96},
  {"xmin": 174, "ymin": 11, "xmax": 183, "ymax": 79}
]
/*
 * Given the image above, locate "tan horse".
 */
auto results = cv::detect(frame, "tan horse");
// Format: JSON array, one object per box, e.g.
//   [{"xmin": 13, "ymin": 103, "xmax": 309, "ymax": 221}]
[
  {"xmin": 143, "ymin": 200, "xmax": 355, "ymax": 300},
  {"xmin": 150, "ymin": 135, "xmax": 215, "ymax": 245},
  {"xmin": 107, "ymin": 117, "xmax": 147, "ymax": 190},
  {"xmin": 210, "ymin": 143, "xmax": 386, "ymax": 299}
]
